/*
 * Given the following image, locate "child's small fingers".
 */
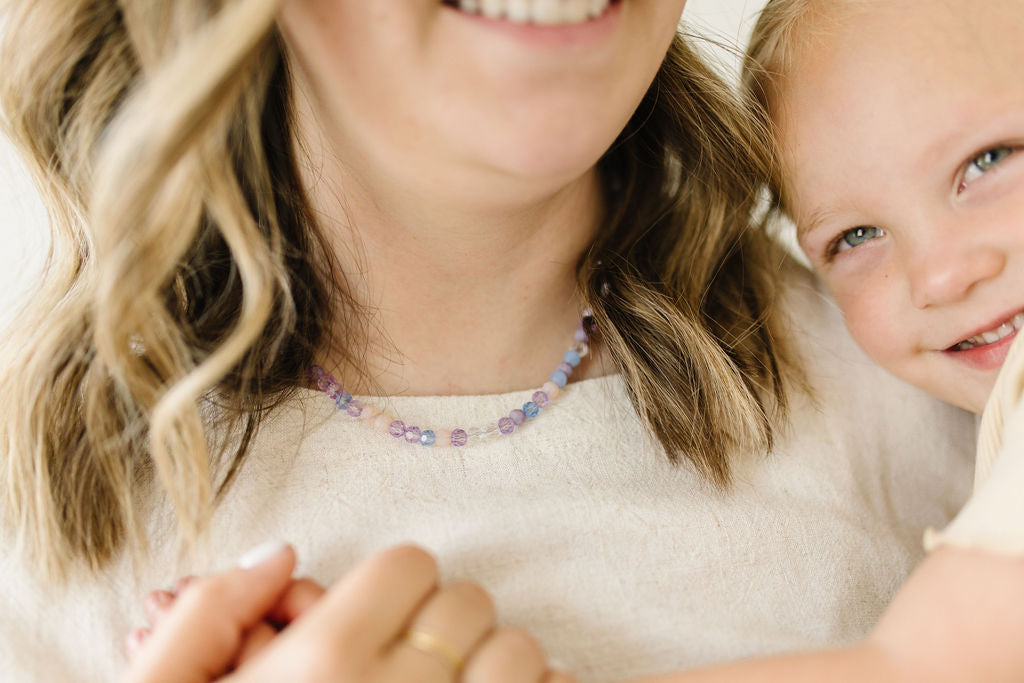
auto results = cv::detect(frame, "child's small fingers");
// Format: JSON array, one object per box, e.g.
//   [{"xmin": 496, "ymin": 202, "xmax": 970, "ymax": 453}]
[
  {"xmin": 124, "ymin": 627, "xmax": 151, "ymax": 659},
  {"xmin": 233, "ymin": 621, "xmax": 278, "ymax": 667},
  {"xmin": 173, "ymin": 576, "xmax": 196, "ymax": 596},
  {"xmin": 265, "ymin": 577, "xmax": 326, "ymax": 624},
  {"xmin": 142, "ymin": 590, "xmax": 175, "ymax": 626}
]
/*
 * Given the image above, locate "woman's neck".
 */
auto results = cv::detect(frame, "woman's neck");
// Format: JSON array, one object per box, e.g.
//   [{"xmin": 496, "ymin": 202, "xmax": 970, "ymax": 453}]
[{"xmin": 305, "ymin": 152, "xmax": 605, "ymax": 397}]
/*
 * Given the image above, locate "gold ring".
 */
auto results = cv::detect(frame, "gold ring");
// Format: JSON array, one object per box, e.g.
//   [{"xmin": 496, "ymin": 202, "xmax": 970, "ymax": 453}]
[{"xmin": 404, "ymin": 627, "xmax": 464, "ymax": 672}]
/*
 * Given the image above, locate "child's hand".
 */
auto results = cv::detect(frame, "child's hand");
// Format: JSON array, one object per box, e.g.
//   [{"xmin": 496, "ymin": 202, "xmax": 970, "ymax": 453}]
[
  {"xmin": 126, "ymin": 544, "xmax": 326, "ymax": 669},
  {"xmin": 123, "ymin": 543, "xmax": 578, "ymax": 683}
]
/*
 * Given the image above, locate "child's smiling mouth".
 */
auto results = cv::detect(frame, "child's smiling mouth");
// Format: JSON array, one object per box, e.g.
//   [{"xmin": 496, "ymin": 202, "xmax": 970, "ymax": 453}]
[
  {"xmin": 440, "ymin": 0, "xmax": 620, "ymax": 25},
  {"xmin": 950, "ymin": 311, "xmax": 1024, "ymax": 352}
]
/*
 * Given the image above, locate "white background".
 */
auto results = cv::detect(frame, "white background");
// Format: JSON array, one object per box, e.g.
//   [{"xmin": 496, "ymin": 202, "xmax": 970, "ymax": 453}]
[{"xmin": 0, "ymin": 0, "xmax": 769, "ymax": 321}]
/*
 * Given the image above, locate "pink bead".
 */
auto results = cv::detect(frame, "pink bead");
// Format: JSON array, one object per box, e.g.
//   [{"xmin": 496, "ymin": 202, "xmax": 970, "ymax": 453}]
[
  {"xmin": 360, "ymin": 403, "xmax": 381, "ymax": 420},
  {"xmin": 374, "ymin": 413, "xmax": 394, "ymax": 433},
  {"xmin": 434, "ymin": 429, "xmax": 452, "ymax": 446},
  {"xmin": 509, "ymin": 409, "xmax": 526, "ymax": 425},
  {"xmin": 346, "ymin": 400, "xmax": 363, "ymax": 418},
  {"xmin": 542, "ymin": 381, "xmax": 560, "ymax": 399},
  {"xmin": 498, "ymin": 417, "xmax": 515, "ymax": 435}
]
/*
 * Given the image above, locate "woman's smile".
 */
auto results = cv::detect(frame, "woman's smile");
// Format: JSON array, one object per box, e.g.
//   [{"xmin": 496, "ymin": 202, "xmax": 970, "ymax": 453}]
[
  {"xmin": 442, "ymin": 0, "xmax": 619, "ymax": 24},
  {"xmin": 440, "ymin": 0, "xmax": 624, "ymax": 48}
]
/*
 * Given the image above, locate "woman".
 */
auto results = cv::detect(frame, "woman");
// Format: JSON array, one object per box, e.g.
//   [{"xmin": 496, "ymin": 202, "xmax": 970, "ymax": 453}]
[{"xmin": 0, "ymin": 0, "xmax": 972, "ymax": 681}]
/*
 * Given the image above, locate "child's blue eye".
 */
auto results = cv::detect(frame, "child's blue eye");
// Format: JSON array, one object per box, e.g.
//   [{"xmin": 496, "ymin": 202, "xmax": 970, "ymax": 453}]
[
  {"xmin": 962, "ymin": 146, "xmax": 1014, "ymax": 186},
  {"xmin": 832, "ymin": 226, "xmax": 885, "ymax": 256}
]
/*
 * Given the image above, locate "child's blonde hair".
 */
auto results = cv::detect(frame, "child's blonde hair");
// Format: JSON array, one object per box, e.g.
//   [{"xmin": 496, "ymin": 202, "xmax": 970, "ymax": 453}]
[
  {"xmin": 1, "ymin": 0, "xmax": 794, "ymax": 578},
  {"xmin": 743, "ymin": 0, "xmax": 864, "ymax": 205}
]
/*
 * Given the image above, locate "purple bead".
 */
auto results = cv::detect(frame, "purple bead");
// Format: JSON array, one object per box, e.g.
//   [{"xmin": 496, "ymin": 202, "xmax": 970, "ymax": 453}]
[
  {"xmin": 404, "ymin": 426, "xmax": 422, "ymax": 444},
  {"xmin": 325, "ymin": 381, "xmax": 343, "ymax": 399},
  {"xmin": 310, "ymin": 366, "xmax": 326, "ymax": 382},
  {"xmin": 557, "ymin": 362, "xmax": 574, "ymax": 377},
  {"xmin": 346, "ymin": 400, "xmax": 363, "ymax": 418},
  {"xmin": 389, "ymin": 420, "xmax": 405, "ymax": 438},
  {"xmin": 451, "ymin": 429, "xmax": 468, "ymax": 447},
  {"xmin": 498, "ymin": 417, "xmax": 515, "ymax": 435},
  {"xmin": 316, "ymin": 374, "xmax": 334, "ymax": 392},
  {"xmin": 509, "ymin": 409, "xmax": 526, "ymax": 425},
  {"xmin": 532, "ymin": 390, "xmax": 550, "ymax": 408}
]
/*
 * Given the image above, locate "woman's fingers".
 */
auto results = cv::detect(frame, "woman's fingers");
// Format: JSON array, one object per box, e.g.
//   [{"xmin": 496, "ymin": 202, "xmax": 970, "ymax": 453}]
[
  {"xmin": 265, "ymin": 576, "xmax": 326, "ymax": 624},
  {"xmin": 299, "ymin": 544, "xmax": 440, "ymax": 652},
  {"xmin": 123, "ymin": 542, "xmax": 297, "ymax": 683},
  {"xmin": 389, "ymin": 580, "xmax": 497, "ymax": 679},
  {"xmin": 461, "ymin": 628, "xmax": 548, "ymax": 683},
  {"xmin": 232, "ymin": 622, "xmax": 279, "ymax": 667}
]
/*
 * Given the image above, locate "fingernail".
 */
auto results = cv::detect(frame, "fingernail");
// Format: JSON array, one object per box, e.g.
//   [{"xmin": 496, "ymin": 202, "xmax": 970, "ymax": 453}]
[
  {"xmin": 173, "ymin": 575, "xmax": 195, "ymax": 595},
  {"xmin": 125, "ymin": 627, "xmax": 151, "ymax": 657},
  {"xmin": 237, "ymin": 541, "xmax": 289, "ymax": 569}
]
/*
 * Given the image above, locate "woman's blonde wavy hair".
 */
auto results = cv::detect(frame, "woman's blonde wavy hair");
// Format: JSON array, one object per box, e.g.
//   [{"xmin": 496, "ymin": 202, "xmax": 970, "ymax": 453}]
[{"xmin": 1, "ymin": 0, "xmax": 794, "ymax": 578}]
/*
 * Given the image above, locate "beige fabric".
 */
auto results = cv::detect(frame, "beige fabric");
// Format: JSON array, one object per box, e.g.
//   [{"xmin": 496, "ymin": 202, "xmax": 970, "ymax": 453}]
[
  {"xmin": 0, "ymin": 267, "xmax": 975, "ymax": 683},
  {"xmin": 924, "ymin": 332, "xmax": 1024, "ymax": 555}
]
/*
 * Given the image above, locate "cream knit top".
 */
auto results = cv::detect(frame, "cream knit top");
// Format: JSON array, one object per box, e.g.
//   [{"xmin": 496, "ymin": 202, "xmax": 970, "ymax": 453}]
[
  {"xmin": 925, "ymin": 330, "xmax": 1024, "ymax": 555},
  {"xmin": 0, "ymin": 267, "xmax": 975, "ymax": 683}
]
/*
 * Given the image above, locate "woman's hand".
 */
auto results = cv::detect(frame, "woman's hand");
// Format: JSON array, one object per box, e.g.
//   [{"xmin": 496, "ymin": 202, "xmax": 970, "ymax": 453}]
[{"xmin": 123, "ymin": 543, "xmax": 577, "ymax": 683}]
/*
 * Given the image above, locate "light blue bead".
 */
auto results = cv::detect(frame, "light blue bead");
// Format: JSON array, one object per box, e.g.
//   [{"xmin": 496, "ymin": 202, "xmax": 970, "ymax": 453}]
[
  {"xmin": 523, "ymin": 401, "xmax": 540, "ymax": 418},
  {"xmin": 335, "ymin": 392, "xmax": 353, "ymax": 409},
  {"xmin": 550, "ymin": 370, "xmax": 568, "ymax": 387},
  {"xmin": 419, "ymin": 430, "xmax": 436, "ymax": 447},
  {"xmin": 563, "ymin": 349, "xmax": 581, "ymax": 367}
]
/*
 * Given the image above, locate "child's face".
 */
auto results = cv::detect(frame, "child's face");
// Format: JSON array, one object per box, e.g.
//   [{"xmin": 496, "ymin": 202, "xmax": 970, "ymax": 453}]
[{"xmin": 777, "ymin": 0, "xmax": 1024, "ymax": 413}]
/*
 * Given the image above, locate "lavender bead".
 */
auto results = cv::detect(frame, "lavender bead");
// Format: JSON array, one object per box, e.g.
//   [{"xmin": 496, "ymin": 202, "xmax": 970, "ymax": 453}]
[
  {"xmin": 317, "ymin": 375, "xmax": 334, "ymax": 392},
  {"xmin": 523, "ymin": 401, "xmax": 540, "ymax": 418},
  {"xmin": 346, "ymin": 400, "xmax": 363, "ymax": 418},
  {"xmin": 404, "ymin": 426, "xmax": 422, "ymax": 444},
  {"xmin": 563, "ymin": 349, "xmax": 582, "ymax": 367},
  {"xmin": 557, "ymin": 362, "xmax": 574, "ymax": 377},
  {"xmin": 550, "ymin": 370, "xmax": 568, "ymax": 388},
  {"xmin": 532, "ymin": 390, "xmax": 550, "ymax": 408},
  {"xmin": 451, "ymin": 429, "xmax": 468, "ymax": 447},
  {"xmin": 509, "ymin": 409, "xmax": 526, "ymax": 425},
  {"xmin": 420, "ymin": 430, "xmax": 436, "ymax": 447},
  {"xmin": 310, "ymin": 366, "xmax": 326, "ymax": 382},
  {"xmin": 498, "ymin": 417, "xmax": 516, "ymax": 435},
  {"xmin": 388, "ymin": 420, "xmax": 406, "ymax": 438}
]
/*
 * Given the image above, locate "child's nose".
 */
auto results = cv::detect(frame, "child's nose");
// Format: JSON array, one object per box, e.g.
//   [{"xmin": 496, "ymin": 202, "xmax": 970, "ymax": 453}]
[{"xmin": 908, "ymin": 236, "xmax": 1006, "ymax": 309}]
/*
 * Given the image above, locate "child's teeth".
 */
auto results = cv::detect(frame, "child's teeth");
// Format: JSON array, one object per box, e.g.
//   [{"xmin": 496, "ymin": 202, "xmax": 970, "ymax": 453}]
[{"xmin": 957, "ymin": 312, "xmax": 1024, "ymax": 350}]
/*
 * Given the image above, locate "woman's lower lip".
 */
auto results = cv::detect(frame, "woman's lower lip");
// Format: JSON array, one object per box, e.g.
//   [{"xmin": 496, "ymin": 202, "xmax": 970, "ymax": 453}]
[
  {"xmin": 945, "ymin": 328, "xmax": 1019, "ymax": 371},
  {"xmin": 441, "ymin": 0, "xmax": 622, "ymax": 49}
]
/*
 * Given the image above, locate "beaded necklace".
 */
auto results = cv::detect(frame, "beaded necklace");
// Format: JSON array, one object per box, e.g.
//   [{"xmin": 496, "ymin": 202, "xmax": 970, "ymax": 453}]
[{"xmin": 311, "ymin": 310, "xmax": 594, "ymax": 448}]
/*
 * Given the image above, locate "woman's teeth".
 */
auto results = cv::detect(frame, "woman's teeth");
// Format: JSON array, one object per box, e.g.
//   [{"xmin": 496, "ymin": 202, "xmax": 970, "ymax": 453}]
[
  {"xmin": 955, "ymin": 312, "xmax": 1024, "ymax": 350},
  {"xmin": 452, "ymin": 0, "xmax": 613, "ymax": 25}
]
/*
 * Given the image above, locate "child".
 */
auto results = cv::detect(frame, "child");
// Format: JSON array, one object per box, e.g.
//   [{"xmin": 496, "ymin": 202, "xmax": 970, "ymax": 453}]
[{"xmin": 125, "ymin": 0, "xmax": 1024, "ymax": 681}]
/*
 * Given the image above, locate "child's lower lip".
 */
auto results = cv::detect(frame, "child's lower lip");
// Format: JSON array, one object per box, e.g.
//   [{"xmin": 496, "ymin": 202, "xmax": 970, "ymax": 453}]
[
  {"xmin": 945, "ymin": 328, "xmax": 1019, "ymax": 371},
  {"xmin": 440, "ymin": 0, "xmax": 622, "ymax": 49}
]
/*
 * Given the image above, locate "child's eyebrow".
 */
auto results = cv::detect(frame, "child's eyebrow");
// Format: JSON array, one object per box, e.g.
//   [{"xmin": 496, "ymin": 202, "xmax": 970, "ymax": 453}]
[{"xmin": 798, "ymin": 205, "xmax": 841, "ymax": 240}]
